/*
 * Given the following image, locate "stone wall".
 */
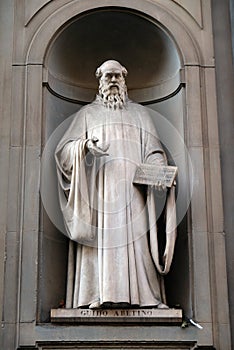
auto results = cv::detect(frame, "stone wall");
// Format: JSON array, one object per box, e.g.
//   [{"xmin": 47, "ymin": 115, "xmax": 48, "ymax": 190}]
[
  {"xmin": 0, "ymin": 1, "xmax": 233, "ymax": 349},
  {"xmin": 212, "ymin": 0, "xmax": 234, "ymax": 347}
]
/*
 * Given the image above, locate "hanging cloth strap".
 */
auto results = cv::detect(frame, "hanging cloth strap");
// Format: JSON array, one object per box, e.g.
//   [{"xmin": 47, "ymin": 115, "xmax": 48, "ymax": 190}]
[{"xmin": 148, "ymin": 185, "xmax": 177, "ymax": 275}]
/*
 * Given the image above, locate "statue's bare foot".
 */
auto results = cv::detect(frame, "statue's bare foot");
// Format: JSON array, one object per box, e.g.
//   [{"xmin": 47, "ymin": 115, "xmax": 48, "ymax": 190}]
[
  {"xmin": 157, "ymin": 302, "xmax": 169, "ymax": 309},
  {"xmin": 89, "ymin": 300, "xmax": 101, "ymax": 309}
]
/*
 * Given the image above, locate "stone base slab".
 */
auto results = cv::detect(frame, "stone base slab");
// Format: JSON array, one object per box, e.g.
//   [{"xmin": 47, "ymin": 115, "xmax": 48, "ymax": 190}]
[{"xmin": 51, "ymin": 308, "xmax": 182, "ymax": 325}]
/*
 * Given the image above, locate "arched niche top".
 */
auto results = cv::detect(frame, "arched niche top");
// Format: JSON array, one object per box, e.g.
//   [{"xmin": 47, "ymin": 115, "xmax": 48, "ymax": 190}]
[
  {"xmin": 25, "ymin": 1, "xmax": 202, "ymax": 83},
  {"xmin": 45, "ymin": 9, "xmax": 181, "ymax": 103}
]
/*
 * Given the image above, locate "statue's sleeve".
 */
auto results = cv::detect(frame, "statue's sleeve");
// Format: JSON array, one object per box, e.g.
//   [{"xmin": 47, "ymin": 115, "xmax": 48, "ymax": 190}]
[
  {"xmin": 54, "ymin": 116, "xmax": 95, "ymax": 243},
  {"xmin": 141, "ymin": 112, "xmax": 167, "ymax": 166},
  {"xmin": 141, "ymin": 110, "xmax": 177, "ymax": 275}
]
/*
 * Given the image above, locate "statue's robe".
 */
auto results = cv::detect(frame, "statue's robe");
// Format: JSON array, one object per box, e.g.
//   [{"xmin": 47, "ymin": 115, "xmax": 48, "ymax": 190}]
[{"xmin": 55, "ymin": 98, "xmax": 176, "ymax": 308}]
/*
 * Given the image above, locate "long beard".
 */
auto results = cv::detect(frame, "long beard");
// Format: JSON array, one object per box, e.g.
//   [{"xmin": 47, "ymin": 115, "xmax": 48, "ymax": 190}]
[{"xmin": 99, "ymin": 82, "xmax": 127, "ymax": 110}]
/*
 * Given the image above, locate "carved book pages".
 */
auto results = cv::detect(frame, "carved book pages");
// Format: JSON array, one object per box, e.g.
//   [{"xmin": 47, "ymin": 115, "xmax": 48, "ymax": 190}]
[{"xmin": 133, "ymin": 164, "xmax": 178, "ymax": 187}]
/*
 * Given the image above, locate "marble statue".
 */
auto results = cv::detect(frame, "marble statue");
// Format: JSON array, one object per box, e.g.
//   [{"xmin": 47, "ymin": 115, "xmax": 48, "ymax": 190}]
[{"xmin": 55, "ymin": 60, "xmax": 177, "ymax": 309}]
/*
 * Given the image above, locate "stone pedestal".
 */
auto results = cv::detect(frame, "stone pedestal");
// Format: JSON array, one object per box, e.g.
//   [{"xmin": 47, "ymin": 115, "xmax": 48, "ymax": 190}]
[{"xmin": 51, "ymin": 308, "xmax": 183, "ymax": 325}]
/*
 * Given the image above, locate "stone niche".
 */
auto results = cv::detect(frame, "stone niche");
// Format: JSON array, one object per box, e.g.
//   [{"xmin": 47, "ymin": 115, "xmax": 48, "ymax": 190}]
[{"xmin": 39, "ymin": 8, "xmax": 190, "ymax": 323}]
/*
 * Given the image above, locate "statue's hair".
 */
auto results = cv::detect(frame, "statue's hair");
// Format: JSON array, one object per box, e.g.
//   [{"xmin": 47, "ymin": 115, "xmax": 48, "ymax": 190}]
[{"xmin": 95, "ymin": 60, "xmax": 128, "ymax": 79}]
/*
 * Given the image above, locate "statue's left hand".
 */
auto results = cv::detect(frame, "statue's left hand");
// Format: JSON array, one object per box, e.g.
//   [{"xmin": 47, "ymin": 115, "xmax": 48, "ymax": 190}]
[{"xmin": 152, "ymin": 180, "xmax": 167, "ymax": 191}]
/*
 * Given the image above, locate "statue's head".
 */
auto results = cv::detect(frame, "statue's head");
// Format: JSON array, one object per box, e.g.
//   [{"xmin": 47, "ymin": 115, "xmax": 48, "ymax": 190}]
[{"xmin": 95, "ymin": 60, "xmax": 128, "ymax": 109}]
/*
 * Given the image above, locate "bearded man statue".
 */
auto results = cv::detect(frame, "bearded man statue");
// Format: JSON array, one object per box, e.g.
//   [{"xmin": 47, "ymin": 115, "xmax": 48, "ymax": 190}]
[{"xmin": 55, "ymin": 60, "xmax": 177, "ymax": 310}]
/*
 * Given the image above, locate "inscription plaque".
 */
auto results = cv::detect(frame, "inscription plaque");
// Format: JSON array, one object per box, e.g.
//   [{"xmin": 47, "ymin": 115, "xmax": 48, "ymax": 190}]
[
  {"xmin": 51, "ymin": 308, "xmax": 182, "ymax": 325},
  {"xmin": 133, "ymin": 164, "xmax": 178, "ymax": 187}
]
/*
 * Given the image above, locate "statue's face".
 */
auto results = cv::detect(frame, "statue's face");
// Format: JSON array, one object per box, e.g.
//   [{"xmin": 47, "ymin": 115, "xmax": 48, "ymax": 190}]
[
  {"xmin": 99, "ymin": 69, "xmax": 125, "ymax": 95},
  {"xmin": 98, "ymin": 66, "xmax": 127, "ymax": 109}
]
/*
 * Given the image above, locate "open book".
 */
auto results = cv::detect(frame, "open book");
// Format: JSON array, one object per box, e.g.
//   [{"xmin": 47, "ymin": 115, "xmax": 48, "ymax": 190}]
[{"xmin": 133, "ymin": 164, "xmax": 178, "ymax": 188}]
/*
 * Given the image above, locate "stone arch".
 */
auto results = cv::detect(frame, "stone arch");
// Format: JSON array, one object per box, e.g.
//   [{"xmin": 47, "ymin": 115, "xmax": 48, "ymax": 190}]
[{"xmin": 25, "ymin": 0, "xmax": 202, "ymax": 66}]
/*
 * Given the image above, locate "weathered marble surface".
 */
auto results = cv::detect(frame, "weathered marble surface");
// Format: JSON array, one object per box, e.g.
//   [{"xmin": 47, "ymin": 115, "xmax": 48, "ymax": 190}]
[{"xmin": 55, "ymin": 60, "xmax": 177, "ymax": 309}]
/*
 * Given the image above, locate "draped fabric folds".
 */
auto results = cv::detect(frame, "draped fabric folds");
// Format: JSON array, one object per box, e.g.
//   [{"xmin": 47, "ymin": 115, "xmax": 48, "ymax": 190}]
[{"xmin": 55, "ymin": 98, "xmax": 177, "ymax": 308}]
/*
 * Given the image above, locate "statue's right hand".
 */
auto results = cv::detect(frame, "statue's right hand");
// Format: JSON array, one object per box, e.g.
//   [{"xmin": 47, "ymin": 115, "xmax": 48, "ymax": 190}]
[{"xmin": 86, "ymin": 137, "xmax": 110, "ymax": 157}]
